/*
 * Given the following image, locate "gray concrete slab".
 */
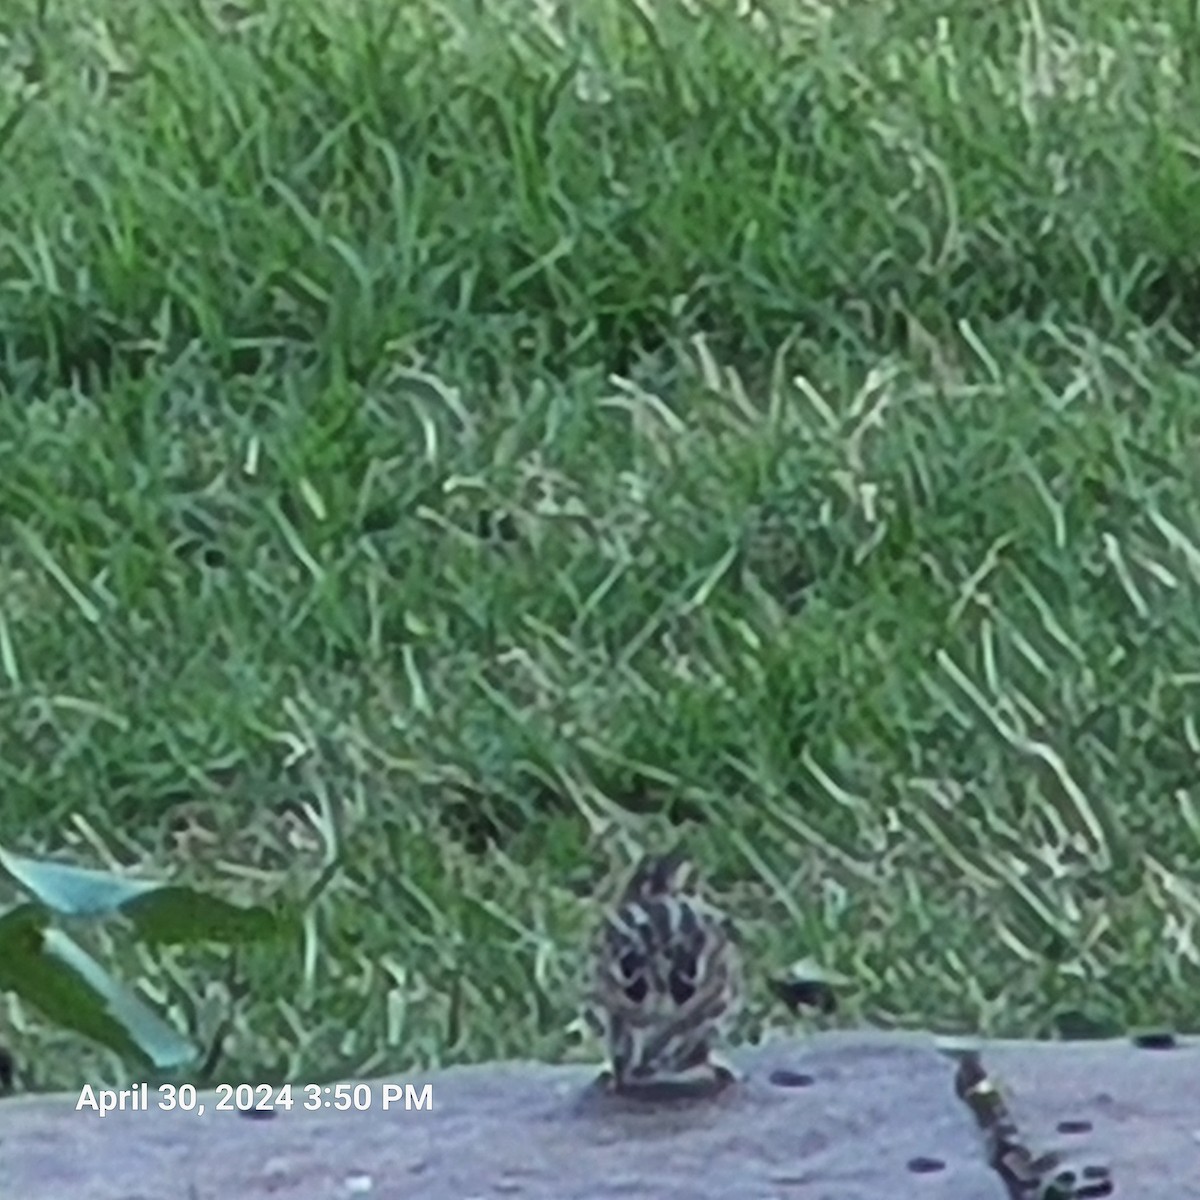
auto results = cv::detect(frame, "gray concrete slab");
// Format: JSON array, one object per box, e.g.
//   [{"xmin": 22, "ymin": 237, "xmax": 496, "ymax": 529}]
[
  {"xmin": 6, "ymin": 1031, "xmax": 1195, "ymax": 1198},
  {"xmin": 1, "ymin": 1031, "xmax": 1001, "ymax": 1200}
]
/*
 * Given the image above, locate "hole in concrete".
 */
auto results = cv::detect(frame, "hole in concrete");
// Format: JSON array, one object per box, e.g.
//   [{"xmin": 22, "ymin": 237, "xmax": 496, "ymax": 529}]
[
  {"xmin": 905, "ymin": 1156, "xmax": 945, "ymax": 1174},
  {"xmin": 1042, "ymin": 1165, "xmax": 1114, "ymax": 1199},
  {"xmin": 767, "ymin": 1069, "xmax": 814, "ymax": 1088},
  {"xmin": 1055, "ymin": 1118, "xmax": 1093, "ymax": 1135},
  {"xmin": 1131, "ymin": 1029, "xmax": 1176, "ymax": 1050},
  {"xmin": 1077, "ymin": 1164, "xmax": 1114, "ymax": 1197},
  {"xmin": 1046, "ymin": 1168, "xmax": 1077, "ymax": 1189}
]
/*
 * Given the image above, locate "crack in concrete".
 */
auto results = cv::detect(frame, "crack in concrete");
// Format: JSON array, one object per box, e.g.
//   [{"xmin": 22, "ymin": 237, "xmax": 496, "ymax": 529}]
[{"xmin": 948, "ymin": 1048, "xmax": 1114, "ymax": 1200}]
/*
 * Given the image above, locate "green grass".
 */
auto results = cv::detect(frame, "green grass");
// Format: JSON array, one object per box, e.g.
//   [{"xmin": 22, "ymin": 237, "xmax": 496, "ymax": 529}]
[{"xmin": 2, "ymin": 0, "xmax": 1200, "ymax": 1091}]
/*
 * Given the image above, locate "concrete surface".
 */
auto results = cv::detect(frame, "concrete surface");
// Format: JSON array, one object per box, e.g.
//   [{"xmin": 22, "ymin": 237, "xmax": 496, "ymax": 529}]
[
  {"xmin": 975, "ymin": 1036, "xmax": 1199, "ymax": 1194},
  {"xmin": 1, "ymin": 1031, "xmax": 1194, "ymax": 1198}
]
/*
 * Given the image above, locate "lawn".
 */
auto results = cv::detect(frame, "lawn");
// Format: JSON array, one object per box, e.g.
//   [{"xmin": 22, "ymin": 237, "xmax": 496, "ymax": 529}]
[{"xmin": 1, "ymin": 0, "xmax": 1199, "ymax": 1092}]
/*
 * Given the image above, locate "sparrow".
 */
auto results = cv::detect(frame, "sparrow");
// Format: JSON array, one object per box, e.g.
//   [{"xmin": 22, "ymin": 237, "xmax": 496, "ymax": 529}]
[{"xmin": 584, "ymin": 851, "xmax": 742, "ymax": 1094}]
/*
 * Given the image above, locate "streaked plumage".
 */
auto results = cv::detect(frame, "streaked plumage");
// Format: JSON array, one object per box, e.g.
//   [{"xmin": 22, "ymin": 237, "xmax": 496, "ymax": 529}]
[{"xmin": 585, "ymin": 852, "xmax": 742, "ymax": 1092}]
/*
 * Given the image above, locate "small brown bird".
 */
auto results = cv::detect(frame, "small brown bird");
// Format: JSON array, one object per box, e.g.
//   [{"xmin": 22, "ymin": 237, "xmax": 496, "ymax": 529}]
[{"xmin": 585, "ymin": 851, "xmax": 742, "ymax": 1093}]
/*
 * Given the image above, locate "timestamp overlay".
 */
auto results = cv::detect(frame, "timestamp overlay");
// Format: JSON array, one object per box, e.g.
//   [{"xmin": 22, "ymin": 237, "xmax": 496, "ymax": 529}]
[{"xmin": 75, "ymin": 1081, "xmax": 433, "ymax": 1117}]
